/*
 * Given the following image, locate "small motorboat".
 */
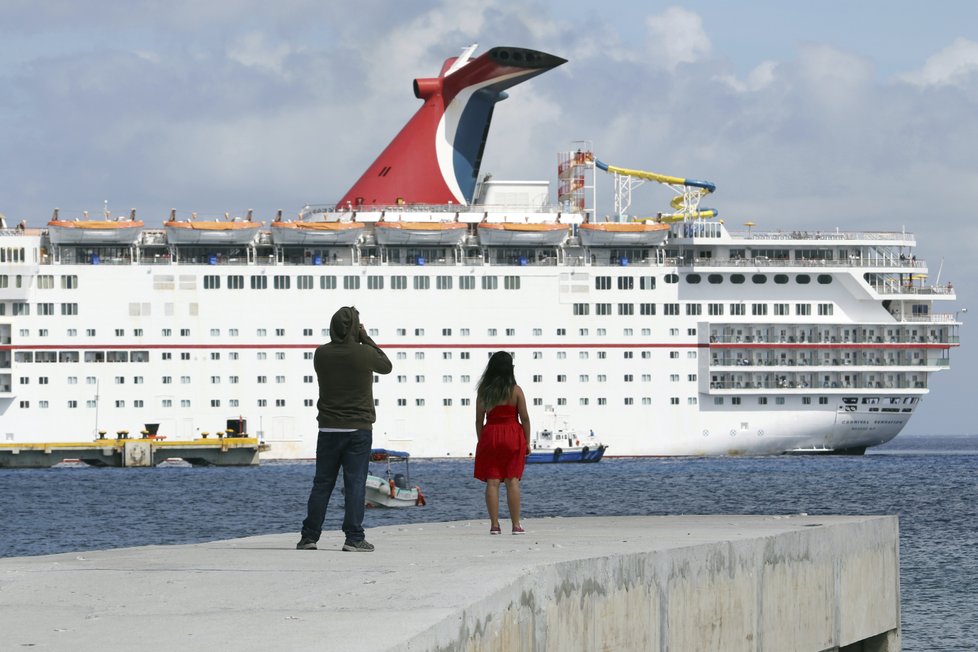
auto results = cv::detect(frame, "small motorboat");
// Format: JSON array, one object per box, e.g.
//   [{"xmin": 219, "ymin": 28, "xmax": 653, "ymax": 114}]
[
  {"xmin": 526, "ymin": 428, "xmax": 607, "ymax": 464},
  {"xmin": 364, "ymin": 448, "xmax": 426, "ymax": 507}
]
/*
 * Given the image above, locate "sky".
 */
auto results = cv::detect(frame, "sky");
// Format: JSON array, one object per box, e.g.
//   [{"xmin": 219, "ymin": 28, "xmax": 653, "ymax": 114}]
[{"xmin": 1, "ymin": 0, "xmax": 974, "ymax": 435}]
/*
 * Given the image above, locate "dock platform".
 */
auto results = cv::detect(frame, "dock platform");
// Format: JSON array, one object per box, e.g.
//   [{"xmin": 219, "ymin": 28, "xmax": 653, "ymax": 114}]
[
  {"xmin": 0, "ymin": 437, "xmax": 269, "ymax": 468},
  {"xmin": 0, "ymin": 515, "xmax": 900, "ymax": 651}
]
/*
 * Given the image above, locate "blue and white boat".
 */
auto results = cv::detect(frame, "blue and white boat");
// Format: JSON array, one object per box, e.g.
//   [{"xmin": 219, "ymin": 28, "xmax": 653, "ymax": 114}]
[{"xmin": 526, "ymin": 428, "xmax": 607, "ymax": 464}]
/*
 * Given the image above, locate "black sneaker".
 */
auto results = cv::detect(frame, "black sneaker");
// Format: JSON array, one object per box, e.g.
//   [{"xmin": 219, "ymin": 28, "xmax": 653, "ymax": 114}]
[
  {"xmin": 296, "ymin": 537, "xmax": 317, "ymax": 550},
  {"xmin": 342, "ymin": 539, "xmax": 375, "ymax": 552}
]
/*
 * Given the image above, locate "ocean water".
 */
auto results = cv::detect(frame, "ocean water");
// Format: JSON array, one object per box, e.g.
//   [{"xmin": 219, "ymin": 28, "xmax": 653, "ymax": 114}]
[{"xmin": 2, "ymin": 434, "xmax": 976, "ymax": 651}]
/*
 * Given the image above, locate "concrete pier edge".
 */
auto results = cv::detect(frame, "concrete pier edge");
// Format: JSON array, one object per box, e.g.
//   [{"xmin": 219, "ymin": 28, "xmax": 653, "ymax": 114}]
[{"xmin": 0, "ymin": 515, "xmax": 899, "ymax": 651}]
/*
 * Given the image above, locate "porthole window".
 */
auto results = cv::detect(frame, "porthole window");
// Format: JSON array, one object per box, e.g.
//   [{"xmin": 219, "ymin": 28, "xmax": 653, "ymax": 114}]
[
  {"xmin": 752, "ymin": 274, "xmax": 767, "ymax": 284},
  {"xmin": 686, "ymin": 274, "xmax": 701, "ymax": 284},
  {"xmin": 796, "ymin": 274, "xmax": 811, "ymax": 284},
  {"xmin": 731, "ymin": 274, "xmax": 745, "ymax": 284},
  {"xmin": 664, "ymin": 273, "xmax": 679, "ymax": 284},
  {"xmin": 708, "ymin": 274, "xmax": 723, "ymax": 284},
  {"xmin": 817, "ymin": 274, "xmax": 832, "ymax": 284},
  {"xmin": 774, "ymin": 274, "xmax": 789, "ymax": 284}
]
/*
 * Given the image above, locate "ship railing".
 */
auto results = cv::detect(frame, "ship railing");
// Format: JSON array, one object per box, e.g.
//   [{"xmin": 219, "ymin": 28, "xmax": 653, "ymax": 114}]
[
  {"xmin": 727, "ymin": 230, "xmax": 916, "ymax": 243},
  {"xmin": 684, "ymin": 257, "xmax": 926, "ymax": 269},
  {"xmin": 300, "ymin": 202, "xmax": 568, "ymax": 218},
  {"xmin": 708, "ymin": 379, "xmax": 928, "ymax": 390},
  {"xmin": 709, "ymin": 335, "xmax": 954, "ymax": 345},
  {"xmin": 710, "ymin": 357, "xmax": 946, "ymax": 368},
  {"xmin": 870, "ymin": 284, "xmax": 954, "ymax": 296}
]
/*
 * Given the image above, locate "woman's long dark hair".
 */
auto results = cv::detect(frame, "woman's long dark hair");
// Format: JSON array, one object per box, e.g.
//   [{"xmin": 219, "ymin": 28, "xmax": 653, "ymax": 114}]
[{"xmin": 477, "ymin": 351, "xmax": 516, "ymax": 409}]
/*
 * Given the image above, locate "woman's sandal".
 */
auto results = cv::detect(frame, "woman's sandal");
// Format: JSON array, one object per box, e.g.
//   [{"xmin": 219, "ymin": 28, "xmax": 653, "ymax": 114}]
[
  {"xmin": 512, "ymin": 525, "xmax": 525, "ymax": 535},
  {"xmin": 490, "ymin": 525, "xmax": 502, "ymax": 535}
]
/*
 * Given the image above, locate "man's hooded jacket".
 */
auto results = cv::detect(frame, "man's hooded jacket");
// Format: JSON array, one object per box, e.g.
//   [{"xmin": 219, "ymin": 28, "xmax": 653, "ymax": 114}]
[{"xmin": 314, "ymin": 307, "xmax": 393, "ymax": 429}]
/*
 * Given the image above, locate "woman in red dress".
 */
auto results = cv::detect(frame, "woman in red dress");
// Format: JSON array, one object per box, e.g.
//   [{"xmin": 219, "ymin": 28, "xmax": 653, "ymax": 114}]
[{"xmin": 474, "ymin": 351, "xmax": 531, "ymax": 534}]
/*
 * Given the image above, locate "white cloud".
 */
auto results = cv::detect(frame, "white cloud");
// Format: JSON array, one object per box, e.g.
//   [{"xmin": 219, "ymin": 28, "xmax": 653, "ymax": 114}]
[
  {"xmin": 226, "ymin": 32, "xmax": 295, "ymax": 77},
  {"xmin": 900, "ymin": 37, "xmax": 978, "ymax": 87},
  {"xmin": 717, "ymin": 60, "xmax": 778, "ymax": 93},
  {"xmin": 645, "ymin": 7, "xmax": 711, "ymax": 71}
]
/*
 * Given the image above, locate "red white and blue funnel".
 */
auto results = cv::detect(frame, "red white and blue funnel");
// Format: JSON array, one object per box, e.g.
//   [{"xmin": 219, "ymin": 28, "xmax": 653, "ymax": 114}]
[{"xmin": 337, "ymin": 45, "xmax": 566, "ymax": 208}]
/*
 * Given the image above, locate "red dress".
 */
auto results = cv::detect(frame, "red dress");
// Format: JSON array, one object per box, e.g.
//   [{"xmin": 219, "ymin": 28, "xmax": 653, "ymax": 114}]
[{"xmin": 474, "ymin": 404, "xmax": 527, "ymax": 481}]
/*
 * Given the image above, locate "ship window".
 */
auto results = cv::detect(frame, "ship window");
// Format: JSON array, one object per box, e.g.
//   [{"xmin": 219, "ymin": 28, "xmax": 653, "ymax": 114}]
[
  {"xmin": 707, "ymin": 274, "xmax": 723, "ymax": 284},
  {"xmin": 617, "ymin": 276, "xmax": 633, "ymax": 290},
  {"xmin": 730, "ymin": 274, "xmax": 745, "ymax": 284},
  {"xmin": 343, "ymin": 276, "xmax": 359, "ymax": 290},
  {"xmin": 640, "ymin": 303, "xmax": 655, "ymax": 315},
  {"xmin": 640, "ymin": 276, "xmax": 656, "ymax": 289},
  {"xmin": 752, "ymin": 274, "xmax": 767, "ymax": 284},
  {"xmin": 482, "ymin": 276, "xmax": 498, "ymax": 290},
  {"xmin": 595, "ymin": 276, "xmax": 612, "ymax": 290},
  {"xmin": 391, "ymin": 275, "xmax": 407, "ymax": 289},
  {"xmin": 817, "ymin": 274, "xmax": 832, "ymax": 284},
  {"xmin": 204, "ymin": 275, "xmax": 220, "ymax": 289},
  {"xmin": 320, "ymin": 275, "xmax": 337, "ymax": 289},
  {"xmin": 505, "ymin": 275, "xmax": 521, "ymax": 289},
  {"xmin": 436, "ymin": 276, "xmax": 452, "ymax": 289},
  {"xmin": 664, "ymin": 274, "xmax": 679, "ymax": 284},
  {"xmin": 686, "ymin": 304, "xmax": 702, "ymax": 316},
  {"xmin": 297, "ymin": 275, "xmax": 314, "ymax": 289},
  {"xmin": 413, "ymin": 276, "xmax": 429, "ymax": 290},
  {"xmin": 250, "ymin": 275, "xmax": 267, "ymax": 289},
  {"xmin": 574, "ymin": 303, "xmax": 589, "ymax": 315},
  {"xmin": 774, "ymin": 274, "xmax": 789, "ymax": 284},
  {"xmin": 459, "ymin": 277, "xmax": 475, "ymax": 290},
  {"xmin": 618, "ymin": 303, "xmax": 634, "ymax": 315},
  {"xmin": 686, "ymin": 274, "xmax": 701, "ymax": 284},
  {"xmin": 795, "ymin": 274, "xmax": 811, "ymax": 284}
]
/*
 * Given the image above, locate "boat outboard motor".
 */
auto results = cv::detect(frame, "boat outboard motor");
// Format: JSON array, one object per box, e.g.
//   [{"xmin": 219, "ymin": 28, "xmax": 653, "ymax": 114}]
[{"xmin": 394, "ymin": 473, "xmax": 408, "ymax": 489}]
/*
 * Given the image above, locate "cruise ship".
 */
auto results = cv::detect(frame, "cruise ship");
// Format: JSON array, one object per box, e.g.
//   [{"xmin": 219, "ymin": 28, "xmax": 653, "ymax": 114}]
[{"xmin": 0, "ymin": 45, "xmax": 959, "ymax": 458}]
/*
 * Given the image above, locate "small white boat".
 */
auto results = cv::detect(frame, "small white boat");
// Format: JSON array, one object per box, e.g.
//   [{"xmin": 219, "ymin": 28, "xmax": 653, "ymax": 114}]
[
  {"xmin": 47, "ymin": 208, "xmax": 144, "ymax": 245},
  {"xmin": 164, "ymin": 210, "xmax": 261, "ymax": 245},
  {"xmin": 477, "ymin": 221, "xmax": 569, "ymax": 246},
  {"xmin": 270, "ymin": 215, "xmax": 365, "ymax": 246},
  {"xmin": 374, "ymin": 220, "xmax": 468, "ymax": 246},
  {"xmin": 578, "ymin": 221, "xmax": 670, "ymax": 247},
  {"xmin": 364, "ymin": 449, "xmax": 426, "ymax": 507},
  {"xmin": 527, "ymin": 427, "xmax": 606, "ymax": 464}
]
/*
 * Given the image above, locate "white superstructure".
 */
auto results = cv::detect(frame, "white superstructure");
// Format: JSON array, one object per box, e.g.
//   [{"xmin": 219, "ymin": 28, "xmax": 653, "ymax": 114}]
[{"xmin": 0, "ymin": 177, "xmax": 959, "ymax": 458}]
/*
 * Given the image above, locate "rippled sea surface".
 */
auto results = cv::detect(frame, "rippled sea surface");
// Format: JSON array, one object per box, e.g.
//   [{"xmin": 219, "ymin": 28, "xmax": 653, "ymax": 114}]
[{"xmin": 3, "ymin": 434, "xmax": 976, "ymax": 651}]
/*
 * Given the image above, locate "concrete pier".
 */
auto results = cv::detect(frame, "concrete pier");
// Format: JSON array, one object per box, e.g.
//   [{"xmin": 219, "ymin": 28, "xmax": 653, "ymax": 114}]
[{"xmin": 0, "ymin": 515, "xmax": 899, "ymax": 651}]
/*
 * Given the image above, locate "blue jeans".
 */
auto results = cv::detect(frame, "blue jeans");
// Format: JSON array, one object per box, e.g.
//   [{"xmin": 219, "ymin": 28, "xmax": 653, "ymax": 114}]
[{"xmin": 301, "ymin": 429, "xmax": 372, "ymax": 543}]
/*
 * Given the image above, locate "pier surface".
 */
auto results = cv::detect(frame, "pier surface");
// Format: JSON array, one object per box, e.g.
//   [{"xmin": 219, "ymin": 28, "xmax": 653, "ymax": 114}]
[{"xmin": 0, "ymin": 515, "xmax": 899, "ymax": 651}]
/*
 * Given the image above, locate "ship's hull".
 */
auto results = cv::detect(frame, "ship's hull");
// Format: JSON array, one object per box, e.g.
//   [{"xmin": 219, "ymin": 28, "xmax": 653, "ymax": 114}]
[{"xmin": 0, "ymin": 256, "xmax": 936, "ymax": 460}]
